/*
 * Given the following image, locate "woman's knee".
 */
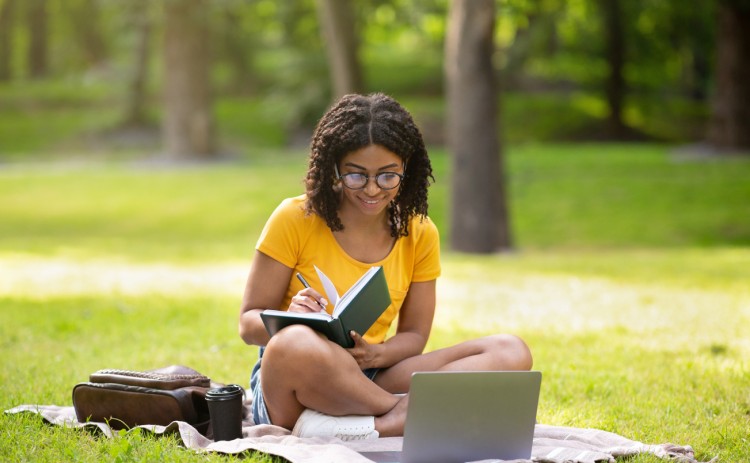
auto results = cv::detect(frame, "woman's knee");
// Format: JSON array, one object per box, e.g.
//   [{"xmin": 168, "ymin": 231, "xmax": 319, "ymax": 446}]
[
  {"xmin": 263, "ymin": 325, "xmax": 331, "ymax": 369},
  {"xmin": 484, "ymin": 334, "xmax": 533, "ymax": 371}
]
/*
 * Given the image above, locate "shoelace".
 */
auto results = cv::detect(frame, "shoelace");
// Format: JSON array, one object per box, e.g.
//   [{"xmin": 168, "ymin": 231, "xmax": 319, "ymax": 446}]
[
  {"xmin": 336, "ymin": 431, "xmax": 374, "ymax": 441},
  {"xmin": 335, "ymin": 425, "xmax": 375, "ymax": 441}
]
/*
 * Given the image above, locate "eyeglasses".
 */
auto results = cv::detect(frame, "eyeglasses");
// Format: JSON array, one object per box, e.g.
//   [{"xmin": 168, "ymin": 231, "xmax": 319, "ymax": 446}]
[{"xmin": 335, "ymin": 165, "xmax": 404, "ymax": 190}]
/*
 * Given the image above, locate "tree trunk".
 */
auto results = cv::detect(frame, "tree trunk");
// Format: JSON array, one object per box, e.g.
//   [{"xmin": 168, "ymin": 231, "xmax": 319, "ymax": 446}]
[
  {"xmin": 445, "ymin": 0, "xmax": 512, "ymax": 253},
  {"xmin": 0, "ymin": 0, "xmax": 15, "ymax": 80},
  {"xmin": 601, "ymin": 0, "xmax": 626, "ymax": 138},
  {"xmin": 708, "ymin": 2, "xmax": 750, "ymax": 151},
  {"xmin": 689, "ymin": 45, "xmax": 710, "ymax": 102},
  {"xmin": 123, "ymin": 2, "xmax": 152, "ymax": 127},
  {"xmin": 315, "ymin": 0, "xmax": 363, "ymax": 99},
  {"xmin": 27, "ymin": 0, "xmax": 48, "ymax": 79},
  {"xmin": 162, "ymin": 0, "xmax": 216, "ymax": 159},
  {"xmin": 67, "ymin": 0, "xmax": 108, "ymax": 66}
]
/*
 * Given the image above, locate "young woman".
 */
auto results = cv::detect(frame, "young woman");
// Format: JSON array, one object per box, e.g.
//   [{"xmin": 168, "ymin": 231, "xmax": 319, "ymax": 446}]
[{"xmin": 238, "ymin": 93, "xmax": 532, "ymax": 440}]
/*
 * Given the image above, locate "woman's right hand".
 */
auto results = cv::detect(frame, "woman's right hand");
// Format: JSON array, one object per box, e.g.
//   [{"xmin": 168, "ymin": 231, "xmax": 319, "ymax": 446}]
[{"xmin": 288, "ymin": 288, "xmax": 329, "ymax": 314}]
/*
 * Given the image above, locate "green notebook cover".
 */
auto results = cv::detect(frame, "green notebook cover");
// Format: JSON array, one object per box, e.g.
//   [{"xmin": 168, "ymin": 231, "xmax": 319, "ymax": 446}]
[{"xmin": 260, "ymin": 266, "xmax": 391, "ymax": 348}]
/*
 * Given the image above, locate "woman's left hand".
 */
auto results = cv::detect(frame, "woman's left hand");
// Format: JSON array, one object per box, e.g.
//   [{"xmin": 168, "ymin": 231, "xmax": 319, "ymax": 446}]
[{"xmin": 346, "ymin": 331, "xmax": 382, "ymax": 369}]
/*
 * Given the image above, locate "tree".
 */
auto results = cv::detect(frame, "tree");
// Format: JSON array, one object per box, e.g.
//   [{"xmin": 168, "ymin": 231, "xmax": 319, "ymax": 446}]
[
  {"xmin": 65, "ymin": 0, "xmax": 108, "ymax": 66},
  {"xmin": 600, "ymin": 0, "xmax": 626, "ymax": 138},
  {"xmin": 26, "ymin": 0, "xmax": 48, "ymax": 78},
  {"xmin": 445, "ymin": 0, "xmax": 512, "ymax": 253},
  {"xmin": 162, "ymin": 0, "xmax": 216, "ymax": 159},
  {"xmin": 0, "ymin": 0, "xmax": 15, "ymax": 80},
  {"xmin": 122, "ymin": 0, "xmax": 153, "ymax": 128},
  {"xmin": 315, "ymin": 0, "xmax": 364, "ymax": 99},
  {"xmin": 708, "ymin": 0, "xmax": 750, "ymax": 151}
]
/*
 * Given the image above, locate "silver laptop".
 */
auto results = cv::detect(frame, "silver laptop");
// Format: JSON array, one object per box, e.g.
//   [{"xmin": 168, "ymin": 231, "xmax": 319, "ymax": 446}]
[{"xmin": 362, "ymin": 371, "xmax": 541, "ymax": 463}]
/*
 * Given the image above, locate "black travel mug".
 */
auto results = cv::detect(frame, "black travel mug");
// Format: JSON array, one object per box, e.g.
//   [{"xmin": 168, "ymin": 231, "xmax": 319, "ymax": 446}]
[{"xmin": 206, "ymin": 384, "xmax": 244, "ymax": 441}]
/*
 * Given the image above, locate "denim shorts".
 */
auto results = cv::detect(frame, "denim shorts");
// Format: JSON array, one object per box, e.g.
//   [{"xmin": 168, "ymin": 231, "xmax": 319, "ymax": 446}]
[{"xmin": 250, "ymin": 358, "xmax": 380, "ymax": 426}]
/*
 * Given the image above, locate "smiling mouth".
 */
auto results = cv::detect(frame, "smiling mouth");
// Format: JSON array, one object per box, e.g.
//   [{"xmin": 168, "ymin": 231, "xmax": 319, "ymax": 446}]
[{"xmin": 359, "ymin": 197, "xmax": 383, "ymax": 207}]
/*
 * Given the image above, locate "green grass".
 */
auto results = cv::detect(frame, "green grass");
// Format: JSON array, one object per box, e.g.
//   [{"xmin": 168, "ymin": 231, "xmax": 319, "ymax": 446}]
[
  {"xmin": 507, "ymin": 144, "xmax": 750, "ymax": 248},
  {"xmin": 0, "ymin": 156, "xmax": 307, "ymax": 262},
  {"xmin": 1, "ymin": 145, "xmax": 748, "ymax": 262},
  {"xmin": 1, "ymin": 144, "xmax": 749, "ymax": 462}
]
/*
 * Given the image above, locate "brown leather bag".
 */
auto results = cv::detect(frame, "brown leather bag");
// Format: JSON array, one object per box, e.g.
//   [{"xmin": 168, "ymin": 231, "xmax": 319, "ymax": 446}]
[{"xmin": 72, "ymin": 365, "xmax": 212, "ymax": 432}]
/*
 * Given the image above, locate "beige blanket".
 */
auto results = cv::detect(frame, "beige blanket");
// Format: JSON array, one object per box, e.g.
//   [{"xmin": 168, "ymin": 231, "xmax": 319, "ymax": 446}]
[{"xmin": 5, "ymin": 404, "xmax": 711, "ymax": 463}]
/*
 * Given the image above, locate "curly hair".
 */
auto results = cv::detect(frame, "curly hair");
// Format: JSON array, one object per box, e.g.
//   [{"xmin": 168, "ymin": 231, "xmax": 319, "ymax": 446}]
[{"xmin": 304, "ymin": 93, "xmax": 434, "ymax": 238}]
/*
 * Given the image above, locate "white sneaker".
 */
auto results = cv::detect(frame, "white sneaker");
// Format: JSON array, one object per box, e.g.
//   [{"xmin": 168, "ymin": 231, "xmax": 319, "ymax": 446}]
[{"xmin": 292, "ymin": 409, "xmax": 379, "ymax": 441}]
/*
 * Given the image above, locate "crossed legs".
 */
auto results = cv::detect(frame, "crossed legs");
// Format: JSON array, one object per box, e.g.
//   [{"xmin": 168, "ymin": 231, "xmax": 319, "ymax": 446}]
[
  {"xmin": 261, "ymin": 325, "xmax": 400, "ymax": 430},
  {"xmin": 260, "ymin": 325, "xmax": 533, "ymax": 436}
]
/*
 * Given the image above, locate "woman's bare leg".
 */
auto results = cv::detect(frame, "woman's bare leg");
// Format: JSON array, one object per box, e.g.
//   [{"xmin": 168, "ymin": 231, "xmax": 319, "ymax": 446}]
[
  {"xmin": 262, "ymin": 329, "xmax": 531, "ymax": 435},
  {"xmin": 260, "ymin": 325, "xmax": 400, "ymax": 430},
  {"xmin": 376, "ymin": 334, "xmax": 532, "ymax": 392},
  {"xmin": 373, "ymin": 334, "xmax": 533, "ymax": 436}
]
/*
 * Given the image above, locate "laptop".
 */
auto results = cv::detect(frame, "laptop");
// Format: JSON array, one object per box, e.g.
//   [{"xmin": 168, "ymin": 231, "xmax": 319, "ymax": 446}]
[{"xmin": 361, "ymin": 371, "xmax": 541, "ymax": 463}]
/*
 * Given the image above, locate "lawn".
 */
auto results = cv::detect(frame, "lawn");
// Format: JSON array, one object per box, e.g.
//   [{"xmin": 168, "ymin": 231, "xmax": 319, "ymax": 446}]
[{"xmin": 1, "ymin": 144, "xmax": 749, "ymax": 462}]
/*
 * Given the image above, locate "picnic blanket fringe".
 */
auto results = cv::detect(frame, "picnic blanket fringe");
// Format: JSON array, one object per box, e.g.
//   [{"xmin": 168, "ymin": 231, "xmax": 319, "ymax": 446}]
[{"xmin": 5, "ymin": 404, "xmax": 714, "ymax": 463}]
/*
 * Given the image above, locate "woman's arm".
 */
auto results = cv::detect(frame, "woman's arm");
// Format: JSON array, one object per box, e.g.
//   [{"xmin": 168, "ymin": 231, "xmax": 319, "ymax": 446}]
[
  {"xmin": 347, "ymin": 279, "xmax": 436, "ymax": 369},
  {"xmin": 239, "ymin": 250, "xmax": 330, "ymax": 346},
  {"xmin": 238, "ymin": 251, "xmax": 294, "ymax": 346}
]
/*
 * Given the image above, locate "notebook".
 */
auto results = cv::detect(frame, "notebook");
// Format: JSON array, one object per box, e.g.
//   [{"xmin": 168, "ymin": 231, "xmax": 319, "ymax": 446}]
[{"xmin": 362, "ymin": 370, "xmax": 542, "ymax": 463}]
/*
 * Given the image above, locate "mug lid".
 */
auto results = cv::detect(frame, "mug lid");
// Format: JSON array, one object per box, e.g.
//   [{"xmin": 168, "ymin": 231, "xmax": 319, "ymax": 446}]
[{"xmin": 206, "ymin": 384, "xmax": 244, "ymax": 400}]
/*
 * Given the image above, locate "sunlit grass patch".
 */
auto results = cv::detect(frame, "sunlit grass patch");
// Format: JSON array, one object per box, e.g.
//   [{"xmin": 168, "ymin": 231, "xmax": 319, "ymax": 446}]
[{"xmin": 1, "ymin": 255, "xmax": 248, "ymax": 299}]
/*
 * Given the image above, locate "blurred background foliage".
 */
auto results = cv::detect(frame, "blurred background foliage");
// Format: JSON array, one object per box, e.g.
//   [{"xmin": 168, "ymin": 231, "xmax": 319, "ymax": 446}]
[{"xmin": 0, "ymin": 0, "xmax": 726, "ymax": 159}]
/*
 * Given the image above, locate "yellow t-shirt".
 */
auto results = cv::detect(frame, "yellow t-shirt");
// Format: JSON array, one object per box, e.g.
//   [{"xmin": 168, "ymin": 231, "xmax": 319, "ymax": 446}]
[{"xmin": 256, "ymin": 195, "xmax": 441, "ymax": 344}]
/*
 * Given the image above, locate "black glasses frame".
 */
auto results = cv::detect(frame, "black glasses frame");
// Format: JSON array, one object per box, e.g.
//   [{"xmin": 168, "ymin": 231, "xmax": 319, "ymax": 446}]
[{"xmin": 334, "ymin": 165, "xmax": 405, "ymax": 190}]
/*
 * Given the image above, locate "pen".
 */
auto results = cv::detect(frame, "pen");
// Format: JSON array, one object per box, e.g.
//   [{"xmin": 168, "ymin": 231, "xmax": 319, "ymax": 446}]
[
  {"xmin": 296, "ymin": 272, "xmax": 312, "ymax": 289},
  {"xmin": 296, "ymin": 273, "xmax": 327, "ymax": 310}
]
